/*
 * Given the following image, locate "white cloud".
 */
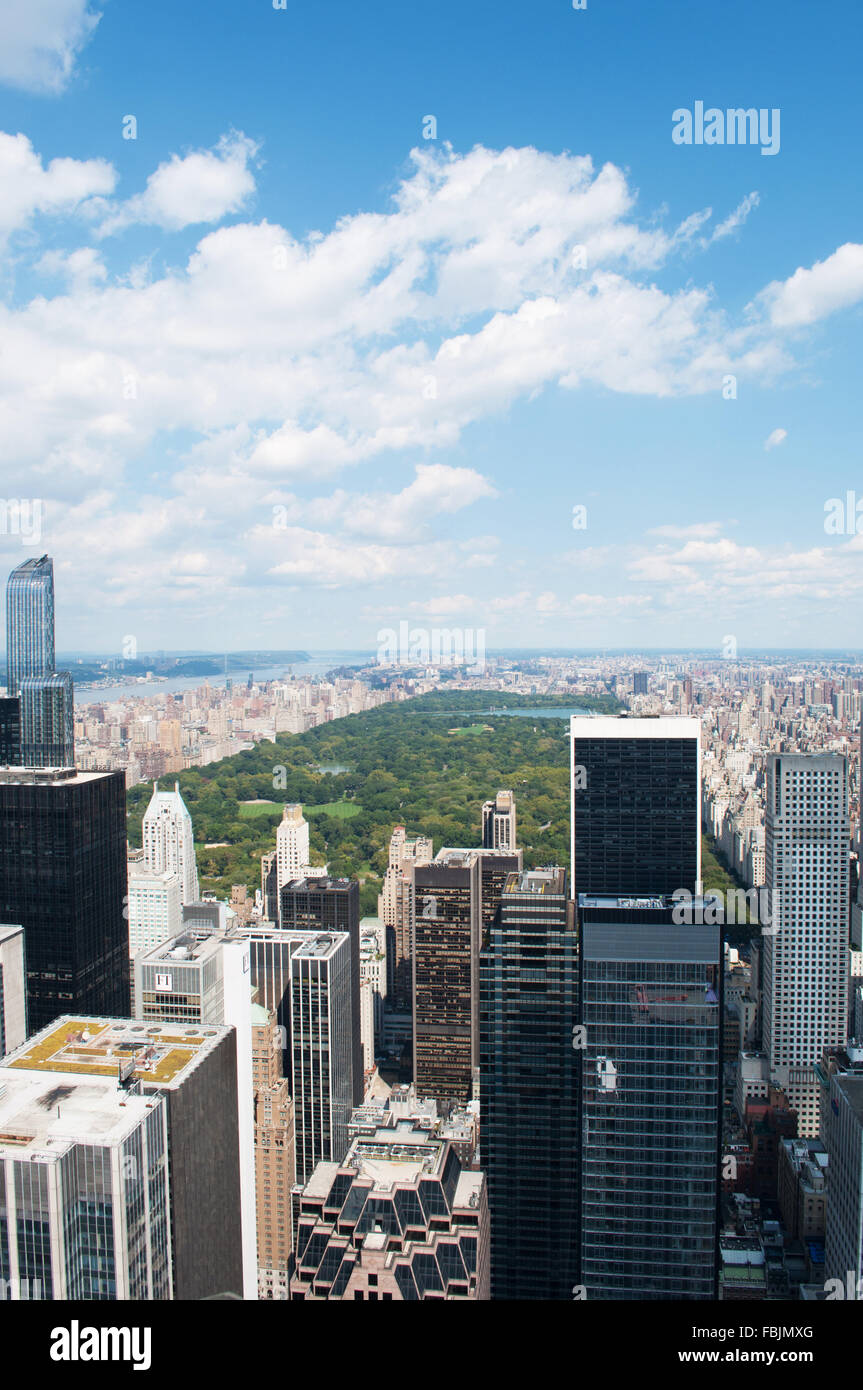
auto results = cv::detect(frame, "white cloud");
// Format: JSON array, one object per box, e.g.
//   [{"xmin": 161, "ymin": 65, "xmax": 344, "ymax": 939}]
[
  {"xmin": 710, "ymin": 192, "xmax": 760, "ymax": 242},
  {"xmin": 96, "ymin": 132, "xmax": 259, "ymax": 235},
  {"xmin": 764, "ymin": 427, "xmax": 787, "ymax": 451},
  {"xmin": 755, "ymin": 243, "xmax": 863, "ymax": 328},
  {"xmin": 0, "ymin": 0, "xmax": 102, "ymax": 95},
  {"xmin": 0, "ymin": 131, "xmax": 114, "ymax": 240}
]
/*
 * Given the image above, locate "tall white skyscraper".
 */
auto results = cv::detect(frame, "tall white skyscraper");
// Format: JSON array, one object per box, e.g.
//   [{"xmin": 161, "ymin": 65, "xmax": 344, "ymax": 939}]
[
  {"xmin": 481, "ymin": 790, "xmax": 516, "ymax": 850},
  {"xmin": 127, "ymin": 867, "xmax": 183, "ymax": 958},
  {"xmin": 142, "ymin": 781, "xmax": 199, "ymax": 903},
  {"xmin": 276, "ymin": 804, "xmax": 310, "ymax": 891},
  {"xmin": 762, "ymin": 753, "xmax": 849, "ymax": 1137}
]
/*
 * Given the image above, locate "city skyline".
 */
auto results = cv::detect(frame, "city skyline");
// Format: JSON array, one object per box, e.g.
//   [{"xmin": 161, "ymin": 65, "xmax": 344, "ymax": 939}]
[{"xmin": 0, "ymin": 1, "xmax": 860, "ymax": 651}]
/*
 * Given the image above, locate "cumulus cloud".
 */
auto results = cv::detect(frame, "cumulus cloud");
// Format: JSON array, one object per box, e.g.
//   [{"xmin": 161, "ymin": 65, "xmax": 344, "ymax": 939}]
[
  {"xmin": 0, "ymin": 0, "xmax": 102, "ymax": 95},
  {"xmin": 96, "ymin": 132, "xmax": 259, "ymax": 235},
  {"xmin": 0, "ymin": 131, "xmax": 114, "ymax": 240},
  {"xmin": 755, "ymin": 243, "xmax": 863, "ymax": 328}
]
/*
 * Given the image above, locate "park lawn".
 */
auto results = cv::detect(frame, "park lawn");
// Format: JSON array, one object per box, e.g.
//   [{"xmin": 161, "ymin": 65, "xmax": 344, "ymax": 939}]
[{"xmin": 238, "ymin": 799, "xmax": 361, "ymax": 820}]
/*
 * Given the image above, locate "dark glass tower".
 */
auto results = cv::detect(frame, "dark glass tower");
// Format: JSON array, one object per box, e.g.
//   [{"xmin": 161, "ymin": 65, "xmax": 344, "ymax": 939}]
[
  {"xmin": 19, "ymin": 673, "xmax": 74, "ymax": 767},
  {"xmin": 0, "ymin": 697, "xmax": 21, "ymax": 765},
  {"xmin": 479, "ymin": 867, "xmax": 579, "ymax": 1299},
  {"xmin": 570, "ymin": 716, "xmax": 701, "ymax": 899},
  {"xmin": 578, "ymin": 894, "xmax": 721, "ymax": 1299},
  {"xmin": 5, "ymin": 556, "xmax": 54, "ymax": 695},
  {"xmin": 279, "ymin": 876, "xmax": 362, "ymax": 1105},
  {"xmin": 0, "ymin": 768, "xmax": 130, "ymax": 1031},
  {"xmin": 413, "ymin": 851, "xmax": 481, "ymax": 1108},
  {"xmin": 6, "ymin": 557, "xmax": 74, "ymax": 769}
]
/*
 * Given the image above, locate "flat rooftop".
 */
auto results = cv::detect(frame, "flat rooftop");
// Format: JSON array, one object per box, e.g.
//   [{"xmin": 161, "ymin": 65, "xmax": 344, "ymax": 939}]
[
  {"xmin": 504, "ymin": 868, "xmax": 565, "ymax": 895},
  {"xmin": 137, "ymin": 930, "xmax": 223, "ymax": 965},
  {"xmin": 834, "ymin": 1073, "xmax": 863, "ymax": 1124},
  {"xmin": 0, "ymin": 1071, "xmax": 161, "ymax": 1159},
  {"xmin": 4, "ymin": 1016, "xmax": 230, "ymax": 1087},
  {"xmin": 291, "ymin": 932, "xmax": 350, "ymax": 961}
]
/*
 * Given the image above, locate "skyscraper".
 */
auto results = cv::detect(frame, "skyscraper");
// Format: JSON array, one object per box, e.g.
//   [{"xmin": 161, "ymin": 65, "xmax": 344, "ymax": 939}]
[
  {"xmin": 570, "ymin": 715, "xmax": 701, "ymax": 898},
  {"xmin": 481, "ymin": 790, "xmax": 517, "ymax": 850},
  {"xmin": 0, "ymin": 767, "xmax": 130, "ymax": 1031},
  {"xmin": 413, "ymin": 850, "xmax": 481, "ymax": 1108},
  {"xmin": 252, "ymin": 1003, "xmax": 296, "ymax": 1301},
  {"xmin": 6, "ymin": 557, "xmax": 74, "ymax": 770},
  {"xmin": 379, "ymin": 825, "xmax": 433, "ymax": 1010},
  {"xmin": 19, "ymin": 672, "xmax": 74, "ymax": 767},
  {"xmin": 133, "ymin": 926, "xmax": 257, "ymax": 1298},
  {"xmin": 819, "ymin": 1045, "xmax": 863, "ymax": 1296},
  {"xmin": 0, "ymin": 696, "xmax": 20, "ymax": 765},
  {"xmin": 479, "ymin": 867, "xmax": 578, "ymax": 1299},
  {"xmin": 578, "ymin": 893, "xmax": 721, "ymax": 1299},
  {"xmin": 762, "ymin": 753, "xmax": 849, "ymax": 1136},
  {"xmin": 276, "ymin": 804, "xmax": 310, "ymax": 896},
  {"xmin": 5, "ymin": 555, "xmax": 54, "ymax": 695},
  {"xmin": 2, "ymin": 1016, "xmax": 244, "ymax": 1300},
  {"xmin": 290, "ymin": 931, "xmax": 354, "ymax": 1184},
  {"xmin": 142, "ymin": 780, "xmax": 199, "ymax": 903},
  {"xmin": 280, "ymin": 875, "xmax": 362, "ymax": 1105}
]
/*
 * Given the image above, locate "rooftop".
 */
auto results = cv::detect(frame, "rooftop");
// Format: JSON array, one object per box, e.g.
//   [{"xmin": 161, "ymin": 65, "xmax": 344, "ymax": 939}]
[
  {"xmin": 3, "ymin": 1016, "xmax": 230, "ymax": 1087},
  {"xmin": 0, "ymin": 1071, "xmax": 161, "ymax": 1160}
]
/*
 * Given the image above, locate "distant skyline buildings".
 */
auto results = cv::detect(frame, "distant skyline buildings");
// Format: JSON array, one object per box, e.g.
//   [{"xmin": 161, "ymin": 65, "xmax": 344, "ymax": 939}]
[{"xmin": 481, "ymin": 790, "xmax": 517, "ymax": 851}]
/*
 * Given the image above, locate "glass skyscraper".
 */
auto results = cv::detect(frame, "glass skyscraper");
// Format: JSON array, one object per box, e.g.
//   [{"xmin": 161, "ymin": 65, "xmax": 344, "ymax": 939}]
[
  {"xmin": 578, "ymin": 894, "xmax": 721, "ymax": 1299},
  {"xmin": 479, "ymin": 867, "xmax": 579, "ymax": 1300},
  {"xmin": 5, "ymin": 556, "xmax": 74, "ymax": 769},
  {"xmin": 570, "ymin": 716, "xmax": 701, "ymax": 899},
  {"xmin": 6, "ymin": 556, "xmax": 55, "ymax": 696}
]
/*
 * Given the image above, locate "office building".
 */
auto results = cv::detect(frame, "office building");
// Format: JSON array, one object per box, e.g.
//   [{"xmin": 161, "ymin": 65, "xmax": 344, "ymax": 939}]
[
  {"xmin": 762, "ymin": 754, "xmax": 849, "ymax": 1136},
  {"xmin": 0, "ymin": 1068, "xmax": 172, "ymax": 1299},
  {"xmin": 142, "ymin": 781, "xmax": 199, "ymax": 904},
  {"xmin": 291, "ymin": 1114, "xmax": 489, "ymax": 1299},
  {"xmin": 0, "ymin": 924, "xmax": 26, "ymax": 1056},
  {"xmin": 570, "ymin": 716, "xmax": 701, "ymax": 898},
  {"xmin": 0, "ymin": 767, "xmax": 129, "ymax": 1031},
  {"xmin": 275, "ymin": 804, "xmax": 310, "ymax": 896},
  {"xmin": 252, "ymin": 1003, "xmax": 295, "ymax": 1301},
  {"xmin": 479, "ymin": 867, "xmax": 578, "ymax": 1299},
  {"xmin": 2, "ymin": 1017, "xmax": 244, "ymax": 1299},
  {"xmin": 481, "ymin": 790, "xmax": 517, "ymax": 850},
  {"xmin": 359, "ymin": 917, "xmax": 387, "ymax": 1077},
  {"xmin": 126, "ymin": 866, "xmax": 182, "ymax": 958},
  {"xmin": 261, "ymin": 850, "xmax": 278, "ymax": 923},
  {"xmin": 290, "ymin": 931, "xmax": 354, "ymax": 1185},
  {"xmin": 281, "ymin": 876, "xmax": 361, "ymax": 1106},
  {"xmin": 378, "ymin": 825, "xmax": 433, "ymax": 1011},
  {"xmin": 578, "ymin": 894, "xmax": 721, "ymax": 1300},
  {"xmin": 6, "ymin": 557, "xmax": 74, "ymax": 770},
  {"xmin": 413, "ymin": 850, "xmax": 481, "ymax": 1108},
  {"xmin": 633, "ymin": 671, "xmax": 649, "ymax": 696},
  {"xmin": 133, "ymin": 927, "xmax": 257, "ymax": 1298}
]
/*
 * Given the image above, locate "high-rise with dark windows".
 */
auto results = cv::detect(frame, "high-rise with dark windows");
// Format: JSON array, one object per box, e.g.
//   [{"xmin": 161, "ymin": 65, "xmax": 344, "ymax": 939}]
[
  {"xmin": 5, "ymin": 557, "xmax": 74, "ymax": 769},
  {"xmin": 570, "ymin": 716, "xmax": 701, "ymax": 899},
  {"xmin": 413, "ymin": 850, "xmax": 481, "ymax": 1108},
  {"xmin": 280, "ymin": 876, "xmax": 361, "ymax": 1105},
  {"xmin": 578, "ymin": 894, "xmax": 721, "ymax": 1300},
  {"xmin": 479, "ymin": 867, "xmax": 578, "ymax": 1299},
  {"xmin": 0, "ymin": 767, "xmax": 130, "ymax": 1030}
]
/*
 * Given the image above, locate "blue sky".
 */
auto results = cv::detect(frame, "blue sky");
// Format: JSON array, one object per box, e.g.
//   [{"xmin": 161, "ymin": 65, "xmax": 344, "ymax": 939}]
[{"xmin": 0, "ymin": 0, "xmax": 861, "ymax": 654}]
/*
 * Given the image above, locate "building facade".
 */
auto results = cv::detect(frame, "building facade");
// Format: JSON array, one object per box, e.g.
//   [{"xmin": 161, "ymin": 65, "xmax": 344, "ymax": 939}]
[
  {"xmin": 0, "ymin": 767, "xmax": 130, "ymax": 1032},
  {"xmin": 479, "ymin": 867, "xmax": 578, "ymax": 1299},
  {"xmin": 0, "ymin": 924, "xmax": 26, "ymax": 1057},
  {"xmin": 141, "ymin": 781, "xmax": 199, "ymax": 904},
  {"xmin": 481, "ymin": 790, "xmax": 517, "ymax": 851},
  {"xmin": 578, "ymin": 895, "xmax": 721, "ymax": 1300},
  {"xmin": 762, "ymin": 754, "xmax": 849, "ymax": 1136}
]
